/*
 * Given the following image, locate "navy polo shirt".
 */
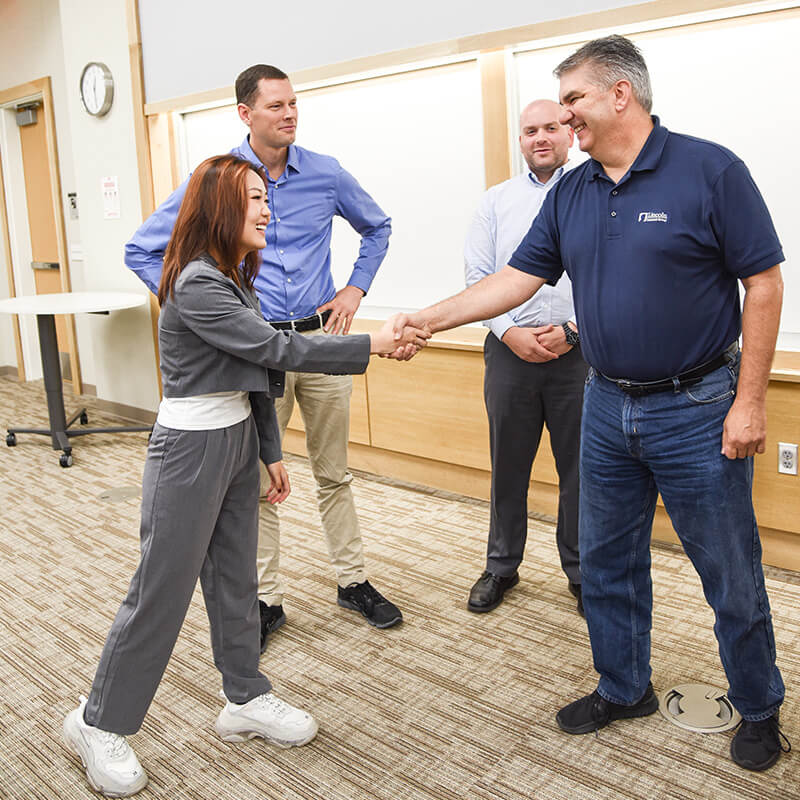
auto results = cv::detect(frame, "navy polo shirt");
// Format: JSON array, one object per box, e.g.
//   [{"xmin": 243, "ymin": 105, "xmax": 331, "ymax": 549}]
[{"xmin": 508, "ymin": 118, "xmax": 784, "ymax": 380}]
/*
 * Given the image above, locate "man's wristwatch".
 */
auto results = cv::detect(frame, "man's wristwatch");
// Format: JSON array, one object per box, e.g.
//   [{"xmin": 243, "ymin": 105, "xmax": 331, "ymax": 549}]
[{"xmin": 562, "ymin": 322, "xmax": 580, "ymax": 347}]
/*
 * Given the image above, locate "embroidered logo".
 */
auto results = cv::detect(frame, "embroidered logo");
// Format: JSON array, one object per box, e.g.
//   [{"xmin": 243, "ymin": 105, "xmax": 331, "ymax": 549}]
[{"xmin": 637, "ymin": 211, "xmax": 669, "ymax": 223}]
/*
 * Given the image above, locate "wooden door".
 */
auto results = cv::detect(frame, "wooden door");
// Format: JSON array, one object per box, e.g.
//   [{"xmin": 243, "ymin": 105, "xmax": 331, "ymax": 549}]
[
  {"xmin": 18, "ymin": 107, "xmax": 74, "ymax": 381},
  {"xmin": 0, "ymin": 77, "xmax": 80, "ymax": 393}
]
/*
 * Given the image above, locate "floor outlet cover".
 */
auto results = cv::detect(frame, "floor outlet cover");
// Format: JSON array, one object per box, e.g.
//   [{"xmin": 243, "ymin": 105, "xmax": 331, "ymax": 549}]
[{"xmin": 658, "ymin": 683, "xmax": 741, "ymax": 733}]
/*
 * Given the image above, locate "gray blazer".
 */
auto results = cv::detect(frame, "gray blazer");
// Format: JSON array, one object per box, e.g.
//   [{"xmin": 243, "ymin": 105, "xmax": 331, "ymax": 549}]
[{"xmin": 159, "ymin": 255, "xmax": 370, "ymax": 463}]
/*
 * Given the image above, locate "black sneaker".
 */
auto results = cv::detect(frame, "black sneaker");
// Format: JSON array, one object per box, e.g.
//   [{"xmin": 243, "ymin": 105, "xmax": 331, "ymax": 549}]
[
  {"xmin": 259, "ymin": 601, "xmax": 287, "ymax": 653},
  {"xmin": 556, "ymin": 683, "xmax": 659, "ymax": 734},
  {"xmin": 568, "ymin": 582, "xmax": 584, "ymax": 617},
  {"xmin": 337, "ymin": 580, "xmax": 403, "ymax": 628},
  {"xmin": 730, "ymin": 712, "xmax": 791, "ymax": 771},
  {"xmin": 467, "ymin": 571, "xmax": 519, "ymax": 613}
]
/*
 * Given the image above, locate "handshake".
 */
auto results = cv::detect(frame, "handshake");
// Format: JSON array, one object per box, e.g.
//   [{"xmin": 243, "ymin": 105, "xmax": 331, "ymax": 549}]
[{"xmin": 368, "ymin": 312, "xmax": 432, "ymax": 361}]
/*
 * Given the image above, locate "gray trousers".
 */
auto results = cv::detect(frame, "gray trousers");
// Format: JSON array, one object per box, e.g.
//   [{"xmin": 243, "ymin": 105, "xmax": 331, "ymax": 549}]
[
  {"xmin": 84, "ymin": 416, "xmax": 271, "ymax": 736},
  {"xmin": 483, "ymin": 334, "xmax": 587, "ymax": 584}
]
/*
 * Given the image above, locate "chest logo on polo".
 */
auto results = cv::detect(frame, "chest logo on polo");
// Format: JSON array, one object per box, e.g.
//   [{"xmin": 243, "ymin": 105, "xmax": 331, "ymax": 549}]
[{"xmin": 637, "ymin": 211, "xmax": 669, "ymax": 223}]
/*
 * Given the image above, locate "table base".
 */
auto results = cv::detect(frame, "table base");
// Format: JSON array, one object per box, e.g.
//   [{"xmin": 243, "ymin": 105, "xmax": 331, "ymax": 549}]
[{"xmin": 5, "ymin": 313, "xmax": 151, "ymax": 467}]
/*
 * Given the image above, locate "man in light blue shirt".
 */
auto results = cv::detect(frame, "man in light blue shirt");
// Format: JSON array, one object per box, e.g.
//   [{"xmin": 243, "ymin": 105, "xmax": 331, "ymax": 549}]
[
  {"xmin": 463, "ymin": 99, "xmax": 587, "ymax": 616},
  {"xmin": 125, "ymin": 64, "xmax": 403, "ymax": 648}
]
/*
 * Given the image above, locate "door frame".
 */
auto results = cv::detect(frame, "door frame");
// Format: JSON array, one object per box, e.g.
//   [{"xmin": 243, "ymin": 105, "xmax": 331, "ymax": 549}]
[{"xmin": 0, "ymin": 76, "xmax": 81, "ymax": 394}]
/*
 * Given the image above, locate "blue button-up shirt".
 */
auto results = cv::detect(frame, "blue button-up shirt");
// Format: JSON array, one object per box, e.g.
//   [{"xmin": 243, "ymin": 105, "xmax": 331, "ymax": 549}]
[
  {"xmin": 509, "ymin": 118, "xmax": 784, "ymax": 381},
  {"xmin": 125, "ymin": 138, "xmax": 392, "ymax": 320}
]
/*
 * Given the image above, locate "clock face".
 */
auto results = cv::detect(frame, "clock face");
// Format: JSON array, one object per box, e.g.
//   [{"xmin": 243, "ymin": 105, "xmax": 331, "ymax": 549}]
[{"xmin": 80, "ymin": 62, "xmax": 113, "ymax": 116}]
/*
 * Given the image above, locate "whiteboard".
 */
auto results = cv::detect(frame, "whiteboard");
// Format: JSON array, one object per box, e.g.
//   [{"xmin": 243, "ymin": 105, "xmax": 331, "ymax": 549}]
[
  {"xmin": 180, "ymin": 61, "xmax": 486, "ymax": 315},
  {"xmin": 514, "ymin": 9, "xmax": 800, "ymax": 345}
]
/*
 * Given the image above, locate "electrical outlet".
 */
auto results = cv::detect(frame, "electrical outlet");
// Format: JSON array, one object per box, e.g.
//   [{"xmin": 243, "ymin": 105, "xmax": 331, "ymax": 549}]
[{"xmin": 778, "ymin": 443, "xmax": 798, "ymax": 475}]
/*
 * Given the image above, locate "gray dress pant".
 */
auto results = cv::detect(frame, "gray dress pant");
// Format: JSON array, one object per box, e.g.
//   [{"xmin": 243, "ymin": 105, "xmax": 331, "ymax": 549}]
[
  {"xmin": 84, "ymin": 416, "xmax": 271, "ymax": 736},
  {"xmin": 483, "ymin": 334, "xmax": 588, "ymax": 584}
]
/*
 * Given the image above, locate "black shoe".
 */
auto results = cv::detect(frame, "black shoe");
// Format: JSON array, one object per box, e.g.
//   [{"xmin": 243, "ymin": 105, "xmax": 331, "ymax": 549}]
[
  {"xmin": 467, "ymin": 570, "xmax": 519, "ymax": 613},
  {"xmin": 568, "ymin": 582, "xmax": 584, "ymax": 617},
  {"xmin": 730, "ymin": 712, "xmax": 791, "ymax": 771},
  {"xmin": 556, "ymin": 683, "xmax": 659, "ymax": 734},
  {"xmin": 337, "ymin": 580, "xmax": 403, "ymax": 628},
  {"xmin": 258, "ymin": 601, "xmax": 287, "ymax": 653}
]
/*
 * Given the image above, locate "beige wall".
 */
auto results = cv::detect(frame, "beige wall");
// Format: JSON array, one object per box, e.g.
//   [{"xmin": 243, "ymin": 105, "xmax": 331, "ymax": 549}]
[
  {"xmin": 0, "ymin": 0, "xmax": 160, "ymax": 410},
  {"xmin": 57, "ymin": 0, "xmax": 159, "ymax": 410}
]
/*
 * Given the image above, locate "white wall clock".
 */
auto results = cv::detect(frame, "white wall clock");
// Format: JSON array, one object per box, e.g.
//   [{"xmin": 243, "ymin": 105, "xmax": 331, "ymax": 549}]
[{"xmin": 79, "ymin": 62, "xmax": 114, "ymax": 117}]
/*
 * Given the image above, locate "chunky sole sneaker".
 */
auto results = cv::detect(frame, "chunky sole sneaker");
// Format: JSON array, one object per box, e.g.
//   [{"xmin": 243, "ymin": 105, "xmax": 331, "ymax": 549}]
[
  {"xmin": 556, "ymin": 683, "xmax": 659, "ymax": 735},
  {"xmin": 215, "ymin": 692, "xmax": 318, "ymax": 748},
  {"xmin": 62, "ymin": 697, "xmax": 148, "ymax": 797}
]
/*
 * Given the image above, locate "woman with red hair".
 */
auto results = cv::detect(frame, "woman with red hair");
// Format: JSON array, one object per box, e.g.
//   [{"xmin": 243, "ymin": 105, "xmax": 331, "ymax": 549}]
[{"xmin": 62, "ymin": 155, "xmax": 426, "ymax": 797}]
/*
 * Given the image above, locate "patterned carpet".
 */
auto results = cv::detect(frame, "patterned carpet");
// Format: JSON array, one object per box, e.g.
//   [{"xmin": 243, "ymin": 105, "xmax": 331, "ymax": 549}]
[{"xmin": 0, "ymin": 375, "xmax": 796, "ymax": 799}]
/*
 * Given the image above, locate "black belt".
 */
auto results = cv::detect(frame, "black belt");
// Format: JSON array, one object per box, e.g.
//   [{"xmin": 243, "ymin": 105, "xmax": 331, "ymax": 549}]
[
  {"xmin": 606, "ymin": 347, "xmax": 735, "ymax": 397},
  {"xmin": 269, "ymin": 309, "xmax": 331, "ymax": 332}
]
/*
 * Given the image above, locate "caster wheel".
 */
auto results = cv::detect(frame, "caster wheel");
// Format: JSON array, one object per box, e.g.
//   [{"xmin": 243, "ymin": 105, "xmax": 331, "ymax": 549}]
[
  {"xmin": 6, "ymin": 432, "xmax": 16, "ymax": 447},
  {"xmin": 79, "ymin": 411, "xmax": 89, "ymax": 425},
  {"xmin": 59, "ymin": 453, "xmax": 73, "ymax": 468}
]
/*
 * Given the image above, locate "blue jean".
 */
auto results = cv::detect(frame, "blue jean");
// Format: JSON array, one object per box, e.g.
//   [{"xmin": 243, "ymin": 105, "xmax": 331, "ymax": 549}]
[{"xmin": 579, "ymin": 353, "xmax": 784, "ymax": 720}]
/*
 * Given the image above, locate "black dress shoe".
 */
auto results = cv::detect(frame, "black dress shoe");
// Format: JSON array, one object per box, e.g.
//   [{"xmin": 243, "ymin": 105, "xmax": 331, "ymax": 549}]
[
  {"xmin": 730, "ymin": 712, "xmax": 791, "ymax": 771},
  {"xmin": 259, "ymin": 601, "xmax": 287, "ymax": 653},
  {"xmin": 556, "ymin": 682, "xmax": 659, "ymax": 734},
  {"xmin": 467, "ymin": 571, "xmax": 519, "ymax": 613},
  {"xmin": 568, "ymin": 582, "xmax": 584, "ymax": 617}
]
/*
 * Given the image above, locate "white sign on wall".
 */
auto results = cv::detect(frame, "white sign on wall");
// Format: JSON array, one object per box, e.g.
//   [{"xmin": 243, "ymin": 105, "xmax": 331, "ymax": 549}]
[{"xmin": 101, "ymin": 175, "xmax": 120, "ymax": 220}]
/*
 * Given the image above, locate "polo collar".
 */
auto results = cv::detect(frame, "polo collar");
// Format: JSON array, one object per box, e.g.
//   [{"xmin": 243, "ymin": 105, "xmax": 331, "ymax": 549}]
[
  {"xmin": 586, "ymin": 116, "xmax": 668, "ymax": 182},
  {"xmin": 239, "ymin": 137, "xmax": 301, "ymax": 180}
]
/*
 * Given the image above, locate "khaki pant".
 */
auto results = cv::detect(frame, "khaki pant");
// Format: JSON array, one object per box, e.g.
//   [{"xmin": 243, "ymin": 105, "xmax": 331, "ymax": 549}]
[{"xmin": 257, "ymin": 331, "xmax": 366, "ymax": 604}]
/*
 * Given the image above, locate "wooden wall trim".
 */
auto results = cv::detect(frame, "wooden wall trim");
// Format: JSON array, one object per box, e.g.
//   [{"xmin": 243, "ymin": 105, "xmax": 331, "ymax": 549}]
[
  {"xmin": 127, "ymin": 0, "xmax": 154, "ymax": 219},
  {"xmin": 127, "ymin": 0, "xmax": 162, "ymax": 395},
  {"xmin": 0, "ymin": 153, "xmax": 25, "ymax": 380},
  {"xmin": 478, "ymin": 50, "xmax": 512, "ymax": 189}
]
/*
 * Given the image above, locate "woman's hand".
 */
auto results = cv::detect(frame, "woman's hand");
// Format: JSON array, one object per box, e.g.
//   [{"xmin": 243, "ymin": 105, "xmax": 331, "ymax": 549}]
[
  {"xmin": 370, "ymin": 314, "xmax": 431, "ymax": 358},
  {"xmin": 264, "ymin": 460, "xmax": 291, "ymax": 504}
]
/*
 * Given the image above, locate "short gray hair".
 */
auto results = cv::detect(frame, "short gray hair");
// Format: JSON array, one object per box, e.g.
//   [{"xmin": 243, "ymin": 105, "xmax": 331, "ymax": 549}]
[{"xmin": 554, "ymin": 35, "xmax": 652, "ymax": 113}]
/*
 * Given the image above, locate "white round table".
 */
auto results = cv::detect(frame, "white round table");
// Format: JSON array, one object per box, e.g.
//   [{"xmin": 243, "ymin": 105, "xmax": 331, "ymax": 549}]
[{"xmin": 0, "ymin": 291, "xmax": 151, "ymax": 467}]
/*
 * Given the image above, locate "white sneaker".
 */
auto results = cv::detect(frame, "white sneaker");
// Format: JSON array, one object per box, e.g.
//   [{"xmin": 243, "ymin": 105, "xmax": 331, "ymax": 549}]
[
  {"xmin": 215, "ymin": 692, "xmax": 318, "ymax": 748},
  {"xmin": 62, "ymin": 696, "xmax": 148, "ymax": 797}
]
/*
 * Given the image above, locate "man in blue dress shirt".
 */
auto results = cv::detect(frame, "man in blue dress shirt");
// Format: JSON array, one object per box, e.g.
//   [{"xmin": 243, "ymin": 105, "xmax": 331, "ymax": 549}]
[
  {"xmin": 126, "ymin": 64, "xmax": 403, "ymax": 648},
  {"xmin": 393, "ymin": 36, "xmax": 788, "ymax": 771}
]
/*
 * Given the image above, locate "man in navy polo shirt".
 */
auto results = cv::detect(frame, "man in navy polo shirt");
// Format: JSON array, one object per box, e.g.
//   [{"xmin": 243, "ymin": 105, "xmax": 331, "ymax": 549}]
[{"xmin": 393, "ymin": 35, "xmax": 788, "ymax": 770}]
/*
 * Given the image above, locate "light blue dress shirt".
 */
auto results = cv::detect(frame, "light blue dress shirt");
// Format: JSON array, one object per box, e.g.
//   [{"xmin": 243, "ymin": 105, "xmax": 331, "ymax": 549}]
[
  {"xmin": 464, "ymin": 167, "xmax": 575, "ymax": 341},
  {"xmin": 125, "ymin": 138, "xmax": 392, "ymax": 320}
]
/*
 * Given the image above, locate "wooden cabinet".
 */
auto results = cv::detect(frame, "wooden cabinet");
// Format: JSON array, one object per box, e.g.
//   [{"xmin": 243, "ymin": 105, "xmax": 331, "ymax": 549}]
[{"xmin": 282, "ymin": 325, "xmax": 800, "ymax": 570}]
